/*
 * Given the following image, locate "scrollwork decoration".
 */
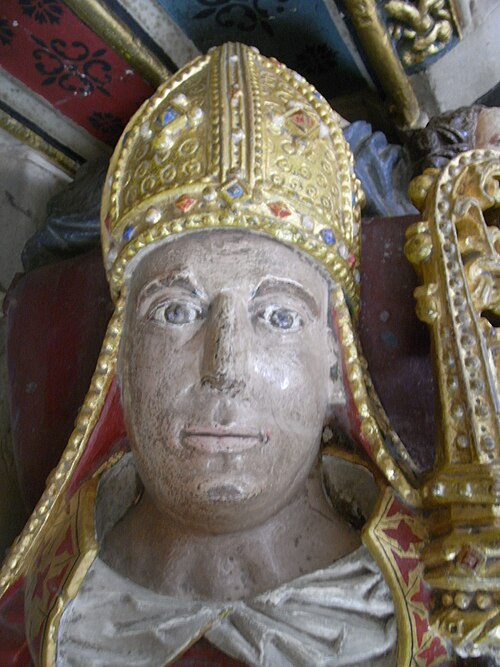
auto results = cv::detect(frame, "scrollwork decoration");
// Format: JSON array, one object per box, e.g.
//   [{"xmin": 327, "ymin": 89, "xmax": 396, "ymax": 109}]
[
  {"xmin": 381, "ymin": 0, "xmax": 461, "ymax": 69},
  {"xmin": 193, "ymin": 0, "xmax": 291, "ymax": 36},
  {"xmin": 31, "ymin": 35, "xmax": 112, "ymax": 97}
]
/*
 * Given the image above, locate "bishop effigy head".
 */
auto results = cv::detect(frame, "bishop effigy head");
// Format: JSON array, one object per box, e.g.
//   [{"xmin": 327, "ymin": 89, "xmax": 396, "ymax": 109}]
[{"xmin": 8, "ymin": 41, "xmax": 494, "ymax": 667}]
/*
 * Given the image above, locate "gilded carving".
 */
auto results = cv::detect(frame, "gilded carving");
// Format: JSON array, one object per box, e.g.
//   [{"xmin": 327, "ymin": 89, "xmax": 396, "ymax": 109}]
[
  {"xmin": 382, "ymin": 0, "xmax": 461, "ymax": 68},
  {"xmin": 406, "ymin": 149, "xmax": 500, "ymax": 660},
  {"xmin": 342, "ymin": 0, "xmax": 421, "ymax": 127},
  {"xmin": 0, "ymin": 108, "xmax": 78, "ymax": 175}
]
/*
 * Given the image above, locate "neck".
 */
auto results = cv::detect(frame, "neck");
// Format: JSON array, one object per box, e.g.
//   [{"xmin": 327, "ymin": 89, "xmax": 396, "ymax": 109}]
[{"xmin": 101, "ymin": 461, "xmax": 360, "ymax": 601}]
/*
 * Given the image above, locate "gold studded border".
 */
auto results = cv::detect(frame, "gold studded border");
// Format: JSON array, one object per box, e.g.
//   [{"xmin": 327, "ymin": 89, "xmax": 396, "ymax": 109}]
[
  {"xmin": 332, "ymin": 284, "xmax": 421, "ymax": 505},
  {"xmin": 109, "ymin": 214, "xmax": 359, "ymax": 314}
]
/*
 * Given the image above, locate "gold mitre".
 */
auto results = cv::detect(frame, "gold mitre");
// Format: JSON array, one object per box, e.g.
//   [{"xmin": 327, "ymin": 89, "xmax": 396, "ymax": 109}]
[{"xmin": 101, "ymin": 42, "xmax": 364, "ymax": 310}]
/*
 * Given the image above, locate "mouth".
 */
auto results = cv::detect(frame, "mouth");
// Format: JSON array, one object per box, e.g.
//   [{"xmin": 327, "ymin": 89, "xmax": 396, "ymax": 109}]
[{"xmin": 181, "ymin": 427, "xmax": 268, "ymax": 454}]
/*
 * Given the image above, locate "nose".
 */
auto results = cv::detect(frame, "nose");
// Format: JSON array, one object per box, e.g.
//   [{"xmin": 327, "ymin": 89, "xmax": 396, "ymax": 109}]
[{"xmin": 201, "ymin": 293, "xmax": 247, "ymax": 393}]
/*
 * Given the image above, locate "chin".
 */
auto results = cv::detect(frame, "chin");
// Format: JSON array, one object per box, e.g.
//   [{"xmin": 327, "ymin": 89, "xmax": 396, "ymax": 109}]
[{"xmin": 175, "ymin": 478, "xmax": 280, "ymax": 533}]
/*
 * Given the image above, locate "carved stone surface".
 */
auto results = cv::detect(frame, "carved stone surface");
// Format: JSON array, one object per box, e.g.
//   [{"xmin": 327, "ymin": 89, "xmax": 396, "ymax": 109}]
[{"xmin": 1, "ymin": 45, "xmax": 499, "ymax": 667}]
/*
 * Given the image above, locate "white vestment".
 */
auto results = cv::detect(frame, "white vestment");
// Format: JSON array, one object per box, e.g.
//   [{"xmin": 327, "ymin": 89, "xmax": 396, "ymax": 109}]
[{"xmin": 56, "ymin": 455, "xmax": 397, "ymax": 667}]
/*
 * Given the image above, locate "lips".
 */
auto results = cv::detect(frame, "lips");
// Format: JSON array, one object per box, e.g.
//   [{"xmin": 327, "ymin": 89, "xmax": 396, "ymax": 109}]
[{"xmin": 181, "ymin": 427, "xmax": 268, "ymax": 453}]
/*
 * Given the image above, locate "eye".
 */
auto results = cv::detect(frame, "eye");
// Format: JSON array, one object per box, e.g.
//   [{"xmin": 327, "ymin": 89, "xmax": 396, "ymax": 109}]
[
  {"xmin": 259, "ymin": 305, "xmax": 302, "ymax": 331},
  {"xmin": 149, "ymin": 301, "xmax": 202, "ymax": 325}
]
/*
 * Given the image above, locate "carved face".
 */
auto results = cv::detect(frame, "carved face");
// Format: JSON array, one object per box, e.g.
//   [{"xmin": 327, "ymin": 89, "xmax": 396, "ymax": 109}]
[{"xmin": 119, "ymin": 230, "xmax": 341, "ymax": 533}]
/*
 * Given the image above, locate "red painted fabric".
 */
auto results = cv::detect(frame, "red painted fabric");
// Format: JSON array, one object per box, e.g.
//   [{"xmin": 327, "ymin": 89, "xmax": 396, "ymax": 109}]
[
  {"xmin": 0, "ymin": 578, "xmax": 32, "ymax": 667},
  {"xmin": 5, "ymin": 250, "xmax": 113, "ymax": 510}
]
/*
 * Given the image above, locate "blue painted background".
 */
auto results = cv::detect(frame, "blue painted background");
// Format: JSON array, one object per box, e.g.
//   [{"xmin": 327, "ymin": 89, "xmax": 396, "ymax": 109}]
[{"xmin": 156, "ymin": 0, "xmax": 368, "ymax": 98}]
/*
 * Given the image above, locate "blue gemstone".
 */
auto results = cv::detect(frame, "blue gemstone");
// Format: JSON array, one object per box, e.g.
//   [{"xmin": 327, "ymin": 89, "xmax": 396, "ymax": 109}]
[
  {"xmin": 226, "ymin": 183, "xmax": 244, "ymax": 199},
  {"xmin": 158, "ymin": 107, "xmax": 178, "ymax": 126},
  {"xmin": 313, "ymin": 90, "xmax": 321, "ymax": 99},
  {"xmin": 321, "ymin": 229, "xmax": 336, "ymax": 245},
  {"xmin": 122, "ymin": 226, "xmax": 134, "ymax": 241}
]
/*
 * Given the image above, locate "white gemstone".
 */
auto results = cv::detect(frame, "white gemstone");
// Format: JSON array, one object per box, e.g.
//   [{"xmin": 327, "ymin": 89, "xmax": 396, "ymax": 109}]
[
  {"xmin": 337, "ymin": 242, "xmax": 349, "ymax": 259},
  {"xmin": 287, "ymin": 100, "xmax": 302, "ymax": 109},
  {"xmin": 140, "ymin": 123, "xmax": 152, "ymax": 138},
  {"xmin": 353, "ymin": 223, "xmax": 359, "ymax": 236},
  {"xmin": 302, "ymin": 215, "xmax": 314, "ymax": 231},
  {"xmin": 272, "ymin": 114, "xmax": 285, "ymax": 130},
  {"xmin": 203, "ymin": 187, "xmax": 217, "ymax": 202},
  {"xmin": 319, "ymin": 122, "xmax": 329, "ymax": 138},
  {"xmin": 230, "ymin": 54, "xmax": 239, "ymax": 62},
  {"xmin": 173, "ymin": 93, "xmax": 188, "ymax": 107},
  {"xmin": 354, "ymin": 270, "xmax": 361, "ymax": 283},
  {"xmin": 190, "ymin": 107, "xmax": 203, "ymax": 124},
  {"xmin": 145, "ymin": 207, "xmax": 161, "ymax": 223},
  {"xmin": 432, "ymin": 482, "xmax": 445, "ymax": 497},
  {"xmin": 279, "ymin": 229, "xmax": 293, "ymax": 241},
  {"xmin": 232, "ymin": 129, "xmax": 244, "ymax": 143},
  {"xmin": 160, "ymin": 134, "xmax": 174, "ymax": 150}
]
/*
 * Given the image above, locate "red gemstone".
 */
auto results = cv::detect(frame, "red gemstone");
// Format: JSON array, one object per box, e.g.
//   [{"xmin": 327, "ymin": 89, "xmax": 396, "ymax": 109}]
[
  {"xmin": 457, "ymin": 545, "xmax": 482, "ymax": 570},
  {"xmin": 175, "ymin": 194, "xmax": 197, "ymax": 212},
  {"xmin": 347, "ymin": 253, "xmax": 356, "ymax": 268},
  {"xmin": 290, "ymin": 111, "xmax": 314, "ymax": 129},
  {"xmin": 268, "ymin": 202, "xmax": 291, "ymax": 218}
]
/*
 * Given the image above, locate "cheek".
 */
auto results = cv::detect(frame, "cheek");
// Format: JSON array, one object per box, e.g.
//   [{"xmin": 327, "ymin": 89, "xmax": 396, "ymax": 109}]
[
  {"xmin": 253, "ymin": 341, "xmax": 328, "ymax": 428},
  {"xmin": 124, "ymin": 325, "xmax": 196, "ymax": 402}
]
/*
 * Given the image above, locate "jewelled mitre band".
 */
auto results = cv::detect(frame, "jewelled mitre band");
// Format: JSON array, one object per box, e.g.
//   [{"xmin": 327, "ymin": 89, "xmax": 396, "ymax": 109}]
[{"xmin": 101, "ymin": 42, "xmax": 364, "ymax": 311}]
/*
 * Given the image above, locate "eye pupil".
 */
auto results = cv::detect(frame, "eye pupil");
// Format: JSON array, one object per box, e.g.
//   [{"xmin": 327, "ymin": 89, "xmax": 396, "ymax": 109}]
[
  {"xmin": 165, "ymin": 303, "xmax": 191, "ymax": 323},
  {"xmin": 270, "ymin": 308, "xmax": 294, "ymax": 329}
]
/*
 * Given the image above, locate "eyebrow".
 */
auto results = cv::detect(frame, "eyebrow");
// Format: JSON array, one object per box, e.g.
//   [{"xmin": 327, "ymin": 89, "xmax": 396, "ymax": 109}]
[
  {"xmin": 252, "ymin": 278, "xmax": 319, "ymax": 316},
  {"xmin": 138, "ymin": 272, "xmax": 205, "ymax": 301}
]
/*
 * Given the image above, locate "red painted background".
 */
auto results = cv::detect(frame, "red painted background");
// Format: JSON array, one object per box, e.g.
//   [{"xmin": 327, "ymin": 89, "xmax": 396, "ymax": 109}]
[{"xmin": 0, "ymin": 0, "xmax": 154, "ymax": 145}]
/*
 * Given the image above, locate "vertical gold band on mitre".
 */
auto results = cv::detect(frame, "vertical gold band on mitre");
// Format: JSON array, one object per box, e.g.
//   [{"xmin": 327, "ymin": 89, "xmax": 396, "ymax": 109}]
[{"xmin": 101, "ymin": 43, "xmax": 364, "ymax": 312}]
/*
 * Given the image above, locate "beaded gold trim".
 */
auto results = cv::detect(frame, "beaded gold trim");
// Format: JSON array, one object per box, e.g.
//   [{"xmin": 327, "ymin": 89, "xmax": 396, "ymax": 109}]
[{"xmin": 406, "ymin": 149, "xmax": 500, "ymax": 658}]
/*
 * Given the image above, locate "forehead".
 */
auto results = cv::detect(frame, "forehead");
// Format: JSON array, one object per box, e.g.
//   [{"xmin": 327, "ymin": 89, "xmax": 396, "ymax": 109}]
[{"xmin": 128, "ymin": 230, "xmax": 333, "ymax": 296}]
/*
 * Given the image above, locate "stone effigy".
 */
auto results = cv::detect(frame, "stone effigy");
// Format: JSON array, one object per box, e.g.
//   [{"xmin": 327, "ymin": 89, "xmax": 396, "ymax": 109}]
[{"xmin": 0, "ymin": 43, "xmax": 498, "ymax": 666}]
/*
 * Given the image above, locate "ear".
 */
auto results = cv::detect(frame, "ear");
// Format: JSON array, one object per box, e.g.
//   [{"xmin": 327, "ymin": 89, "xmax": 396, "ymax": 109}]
[{"xmin": 326, "ymin": 327, "xmax": 346, "ymax": 409}]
